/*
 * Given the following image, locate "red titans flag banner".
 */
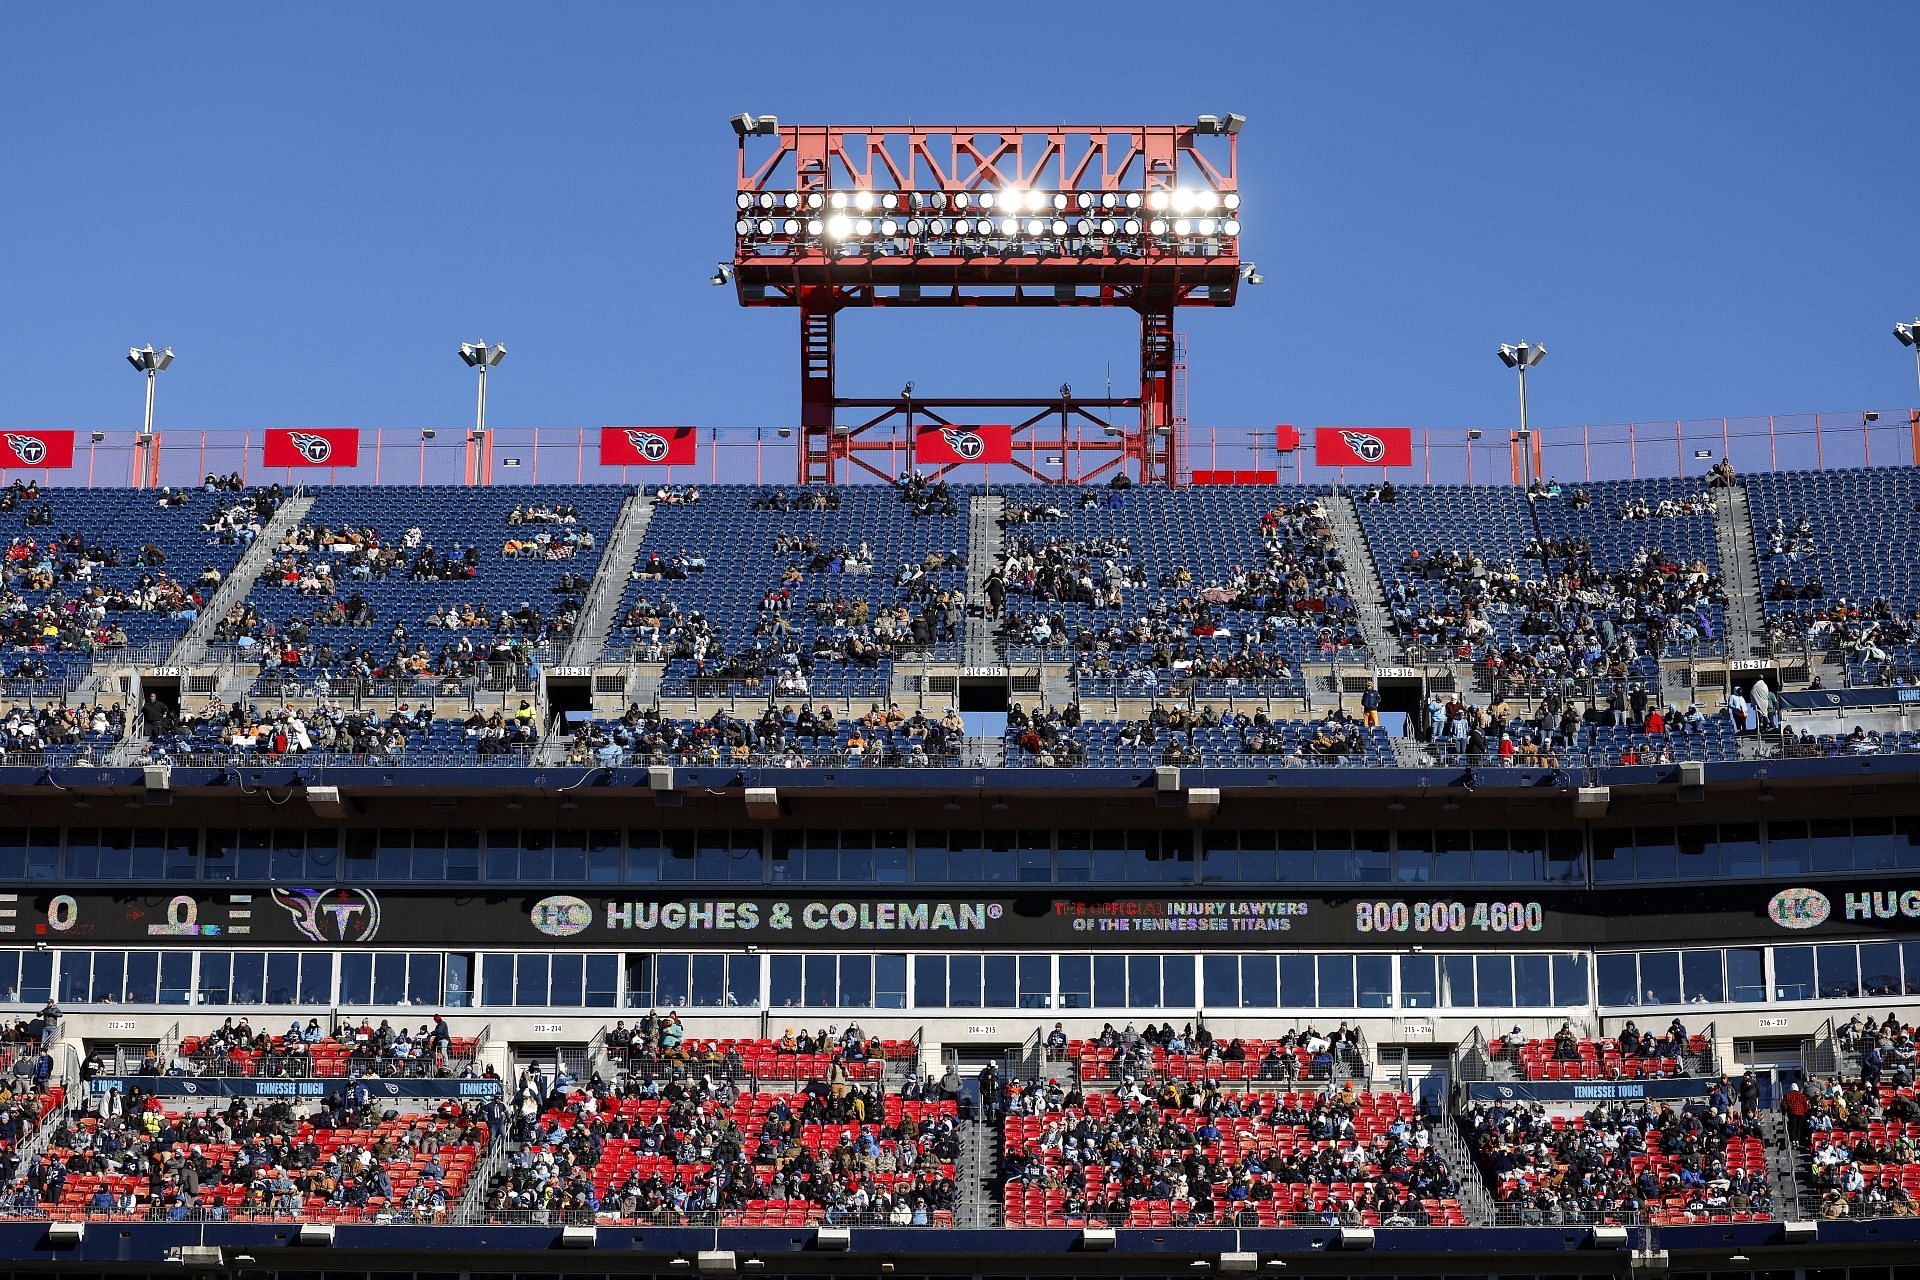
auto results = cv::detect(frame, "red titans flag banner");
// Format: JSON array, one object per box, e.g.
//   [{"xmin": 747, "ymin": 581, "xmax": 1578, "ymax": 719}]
[
  {"xmin": 263, "ymin": 428, "xmax": 361, "ymax": 468},
  {"xmin": 0, "ymin": 431, "xmax": 75, "ymax": 469},
  {"xmin": 1313, "ymin": 426, "xmax": 1412, "ymax": 468},
  {"xmin": 601, "ymin": 427, "xmax": 698, "ymax": 466},
  {"xmin": 915, "ymin": 424, "xmax": 1014, "ymax": 465}
]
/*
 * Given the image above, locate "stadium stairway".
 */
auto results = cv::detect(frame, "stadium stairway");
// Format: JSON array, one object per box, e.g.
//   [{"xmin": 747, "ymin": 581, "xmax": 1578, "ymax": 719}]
[
  {"xmin": 164, "ymin": 494, "xmax": 316, "ymax": 667},
  {"xmin": 1757, "ymin": 1110, "xmax": 1807, "ymax": 1220},
  {"xmin": 567, "ymin": 490, "xmax": 653, "ymax": 666},
  {"xmin": 1324, "ymin": 493, "xmax": 1400, "ymax": 661},
  {"xmin": 1432, "ymin": 1109, "xmax": 1500, "ymax": 1226},
  {"xmin": 1713, "ymin": 485, "xmax": 1765, "ymax": 661},
  {"xmin": 965, "ymin": 495, "xmax": 1005, "ymax": 666},
  {"xmin": 958, "ymin": 1111, "xmax": 1002, "ymax": 1228}
]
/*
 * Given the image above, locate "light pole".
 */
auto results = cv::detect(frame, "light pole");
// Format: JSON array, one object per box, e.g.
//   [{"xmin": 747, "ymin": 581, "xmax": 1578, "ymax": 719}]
[
  {"xmin": 1896, "ymin": 321, "xmax": 1920, "ymax": 397},
  {"xmin": 127, "ymin": 345, "xmax": 174, "ymax": 436},
  {"xmin": 1497, "ymin": 341, "xmax": 1546, "ymax": 483},
  {"xmin": 459, "ymin": 341, "xmax": 507, "ymax": 434}
]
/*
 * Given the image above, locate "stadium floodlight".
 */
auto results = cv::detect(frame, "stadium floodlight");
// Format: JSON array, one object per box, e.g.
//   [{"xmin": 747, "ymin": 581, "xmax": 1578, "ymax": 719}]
[
  {"xmin": 728, "ymin": 113, "xmax": 777, "ymax": 137},
  {"xmin": 1222, "ymin": 219, "xmax": 1242, "ymax": 236},
  {"xmin": 826, "ymin": 215, "xmax": 853, "ymax": 239},
  {"xmin": 1497, "ymin": 342, "xmax": 1546, "ymax": 481},
  {"xmin": 126, "ymin": 345, "xmax": 175, "ymax": 437},
  {"xmin": 458, "ymin": 341, "xmax": 506, "ymax": 438},
  {"xmin": 1897, "ymin": 320, "xmax": 1920, "ymax": 395},
  {"xmin": 1221, "ymin": 112, "xmax": 1246, "ymax": 135},
  {"xmin": 1239, "ymin": 262, "xmax": 1263, "ymax": 285},
  {"xmin": 710, "ymin": 263, "xmax": 733, "ymax": 286}
]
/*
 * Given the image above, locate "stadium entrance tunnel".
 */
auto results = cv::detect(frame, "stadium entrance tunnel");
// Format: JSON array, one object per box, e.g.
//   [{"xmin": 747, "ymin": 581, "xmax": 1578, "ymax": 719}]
[
  {"xmin": 958, "ymin": 675, "xmax": 1010, "ymax": 713},
  {"xmin": 547, "ymin": 674, "xmax": 593, "ymax": 722},
  {"xmin": 1375, "ymin": 676, "xmax": 1425, "ymax": 717}
]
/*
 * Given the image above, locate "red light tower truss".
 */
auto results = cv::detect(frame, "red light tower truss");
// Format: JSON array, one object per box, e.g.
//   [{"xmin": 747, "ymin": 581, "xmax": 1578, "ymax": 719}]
[{"xmin": 729, "ymin": 117, "xmax": 1247, "ymax": 485}]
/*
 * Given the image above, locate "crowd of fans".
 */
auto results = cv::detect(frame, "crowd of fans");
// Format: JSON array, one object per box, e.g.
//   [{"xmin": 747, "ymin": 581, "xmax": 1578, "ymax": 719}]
[
  {"xmin": 1004, "ymin": 1076, "xmax": 1456, "ymax": 1227},
  {"xmin": 563, "ymin": 701, "xmax": 968, "ymax": 768},
  {"xmin": 489, "ymin": 1070, "xmax": 959, "ymax": 1225},
  {"xmin": 148, "ymin": 697, "xmax": 537, "ymax": 763},
  {"xmin": 1468, "ymin": 1092, "xmax": 1773, "ymax": 1224},
  {"xmin": 0, "ymin": 700, "xmax": 124, "ymax": 760}
]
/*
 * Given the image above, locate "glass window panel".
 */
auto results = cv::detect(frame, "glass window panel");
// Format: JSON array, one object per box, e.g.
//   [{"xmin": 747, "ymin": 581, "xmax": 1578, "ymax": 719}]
[
  {"xmin": 1393, "ymin": 830, "xmax": 1434, "ymax": 884},
  {"xmin": 159, "ymin": 953, "xmax": 192, "ymax": 1005},
  {"xmin": 1162, "ymin": 957, "xmax": 1194, "ymax": 1009},
  {"xmin": 1016, "ymin": 832, "xmax": 1050, "ymax": 884},
  {"xmin": 1470, "ymin": 833, "xmax": 1512, "ymax": 883},
  {"xmin": 1313, "ymin": 831, "xmax": 1353, "ymax": 882},
  {"xmin": 1809, "ymin": 819, "xmax": 1853, "ymax": 874},
  {"xmin": 1277, "ymin": 954, "xmax": 1315, "ymax": 1007},
  {"xmin": 802, "ymin": 833, "xmax": 838, "ymax": 883},
  {"xmin": 727, "ymin": 953, "xmax": 759, "ymax": 1008},
  {"xmin": 1726, "ymin": 947, "xmax": 1766, "ymax": 1002},
  {"xmin": 1202, "ymin": 954, "xmax": 1239, "ymax": 1008},
  {"xmin": 1440, "ymin": 955, "xmax": 1476, "ymax": 1007},
  {"xmin": 406, "ymin": 954, "xmax": 439, "ymax": 1007},
  {"xmin": 230, "ymin": 954, "xmax": 264, "ymax": 1004},
  {"xmin": 373, "ymin": 954, "xmax": 406, "ymax": 1005},
  {"xmin": 1898, "ymin": 816, "xmax": 1920, "ymax": 870},
  {"xmin": 1772, "ymin": 946, "xmax": 1814, "ymax": 1001},
  {"xmin": 1124, "ymin": 831, "xmax": 1158, "ymax": 882},
  {"xmin": 1861, "ymin": 941, "xmax": 1902, "ymax": 998},
  {"xmin": 344, "ymin": 829, "xmax": 377, "ymax": 881},
  {"xmin": 945, "ymin": 832, "xmax": 982, "ymax": 883},
  {"xmin": 340, "ymin": 954, "xmax": 372, "ymax": 1007},
  {"xmin": 1513, "ymin": 954, "xmax": 1552, "ymax": 1007},
  {"xmin": 24, "ymin": 830, "xmax": 56, "ymax": 880},
  {"xmin": 1509, "ymin": 831, "xmax": 1546, "ymax": 883},
  {"xmin": 482, "ymin": 954, "xmax": 516, "ymax": 1006},
  {"xmin": 841, "ymin": 835, "xmax": 876, "ymax": 885},
  {"xmin": 549, "ymin": 955, "xmax": 584, "ymax": 1006},
  {"xmin": 165, "ymin": 831, "xmax": 198, "ymax": 880},
  {"xmin": 691, "ymin": 954, "xmax": 728, "ymax": 1008},
  {"xmin": 873, "ymin": 954, "xmax": 906, "ymax": 1010},
  {"xmin": 1681, "ymin": 950, "xmax": 1724, "ymax": 1004},
  {"xmin": 1240, "ymin": 955, "xmax": 1277, "ymax": 1008},
  {"xmin": 913, "ymin": 955, "xmax": 946, "ymax": 1008},
  {"xmin": 981, "ymin": 831, "xmax": 1018, "ymax": 884},
  {"xmin": 587, "ymin": 830, "xmax": 622, "ymax": 884},
  {"xmin": 483, "ymin": 833, "xmax": 517, "ymax": 882},
  {"xmin": 199, "ymin": 954, "xmax": 231, "ymax": 1006},
  {"xmin": 1400, "ymin": 954, "xmax": 1437, "ymax": 1008},
  {"xmin": 1633, "ymin": 827, "xmax": 1678, "ymax": 881},
  {"xmin": 445, "ymin": 953, "xmax": 472, "ymax": 1008},
  {"xmin": 1475, "ymin": 955, "xmax": 1514, "ymax": 1007},
  {"xmin": 1766, "ymin": 821, "xmax": 1809, "ymax": 875},
  {"xmin": 271, "ymin": 831, "xmax": 309, "ymax": 882},
  {"xmin": 551, "ymin": 832, "xmax": 587, "ymax": 882},
  {"xmin": 376, "ymin": 830, "xmax": 412, "ymax": 880},
  {"xmin": 1675, "ymin": 826, "xmax": 1718, "ymax": 880},
  {"xmin": 625, "ymin": 833, "xmax": 660, "ymax": 883},
  {"xmin": 1353, "ymin": 830, "xmax": 1391, "ymax": 884},
  {"xmin": 1719, "ymin": 823, "xmax": 1763, "ymax": 878},
  {"xmin": 91, "ymin": 951, "xmax": 124, "ymax": 1003},
  {"xmin": 661, "ymin": 832, "xmax": 697, "ymax": 882},
  {"xmin": 1546, "ymin": 830, "xmax": 1584, "ymax": 883},
  {"xmin": 1816, "ymin": 943, "xmax": 1860, "ymax": 999},
  {"xmin": 1906, "ymin": 942, "xmax": 1920, "ymax": 997},
  {"xmin": 0, "ymin": 833, "xmax": 24, "ymax": 880},
  {"xmin": 874, "ymin": 831, "xmax": 909, "ymax": 885},
  {"xmin": 654, "ymin": 954, "xmax": 689, "ymax": 1008},
  {"xmin": 948, "ymin": 954, "xmax": 982, "ymax": 1008},
  {"xmin": 1056, "ymin": 829, "xmax": 1092, "ymax": 883},
  {"xmin": 129, "ymin": 829, "xmax": 166, "ymax": 880},
  {"xmin": 1093, "ymin": 956, "xmax": 1126, "ymax": 1009},
  {"xmin": 1127, "ymin": 955, "xmax": 1161, "ymax": 1009},
  {"xmin": 983, "ymin": 954, "xmax": 1017, "ymax": 1008},
  {"xmin": 1639, "ymin": 951, "xmax": 1681, "ymax": 1005},
  {"xmin": 838, "ymin": 954, "xmax": 871, "ymax": 1008},
  {"xmin": 1552, "ymin": 953, "xmax": 1589, "ymax": 1006},
  {"xmin": 1019, "ymin": 956, "xmax": 1050, "ymax": 1009},
  {"xmin": 1597, "ymin": 952, "xmax": 1638, "ymax": 1006},
  {"xmin": 769, "ymin": 954, "xmax": 803, "ymax": 1008},
  {"xmin": 520, "ymin": 831, "xmax": 556, "ymax": 881},
  {"xmin": 1433, "ymin": 830, "xmax": 1474, "ymax": 882},
  {"xmin": 1316, "ymin": 954, "xmax": 1355, "ymax": 1007},
  {"xmin": 586, "ymin": 955, "xmax": 619, "ymax": 1008},
  {"xmin": 1356, "ymin": 954, "xmax": 1393, "ymax": 1008},
  {"xmin": 1591, "ymin": 831, "xmax": 1630, "ymax": 883},
  {"xmin": 1201, "ymin": 831, "xmax": 1239, "ymax": 883},
  {"xmin": 264, "ymin": 953, "xmax": 298, "ymax": 1004},
  {"xmin": 124, "ymin": 953, "xmax": 158, "ymax": 1004},
  {"xmin": 1060, "ymin": 956, "xmax": 1092, "ymax": 1010},
  {"xmin": 1856, "ymin": 818, "xmax": 1899, "ymax": 872},
  {"xmin": 515, "ymin": 955, "xmax": 550, "ymax": 1006}
]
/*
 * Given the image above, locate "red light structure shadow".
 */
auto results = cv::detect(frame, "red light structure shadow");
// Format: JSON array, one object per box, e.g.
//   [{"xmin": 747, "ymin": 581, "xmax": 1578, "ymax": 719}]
[{"xmin": 729, "ymin": 118, "xmax": 1247, "ymax": 485}]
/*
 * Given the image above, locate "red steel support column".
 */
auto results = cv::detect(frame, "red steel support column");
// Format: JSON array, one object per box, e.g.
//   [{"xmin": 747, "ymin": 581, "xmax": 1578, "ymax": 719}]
[
  {"xmin": 799, "ymin": 290, "xmax": 837, "ymax": 484},
  {"xmin": 1138, "ymin": 306, "xmax": 1177, "ymax": 485}
]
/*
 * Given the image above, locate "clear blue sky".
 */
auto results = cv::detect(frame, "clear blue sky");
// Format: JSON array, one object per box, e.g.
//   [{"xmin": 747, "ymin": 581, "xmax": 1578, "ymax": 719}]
[{"xmin": 4, "ymin": 4, "xmax": 1917, "ymax": 438}]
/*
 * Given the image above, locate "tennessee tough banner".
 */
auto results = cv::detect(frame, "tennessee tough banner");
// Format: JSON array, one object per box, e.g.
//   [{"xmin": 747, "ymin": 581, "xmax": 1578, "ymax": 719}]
[
  {"xmin": 0, "ymin": 431, "xmax": 75, "ymax": 469},
  {"xmin": 601, "ymin": 427, "xmax": 697, "ymax": 466},
  {"xmin": 263, "ymin": 428, "xmax": 360, "ymax": 468},
  {"xmin": 916, "ymin": 424, "xmax": 1013, "ymax": 465},
  {"xmin": 1314, "ymin": 426, "xmax": 1412, "ymax": 468}
]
